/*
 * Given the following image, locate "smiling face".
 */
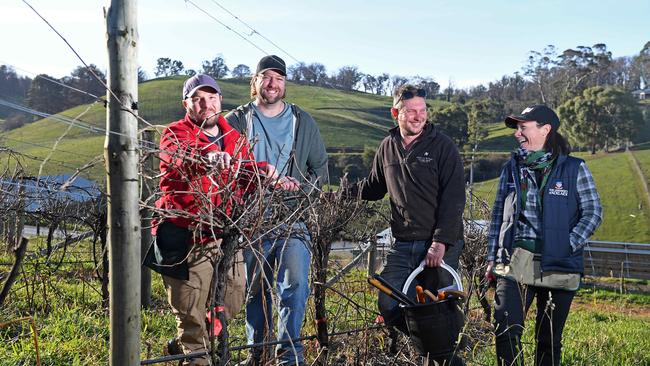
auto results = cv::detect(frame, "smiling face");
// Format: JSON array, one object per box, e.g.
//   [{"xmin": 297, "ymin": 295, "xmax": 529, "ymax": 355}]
[
  {"xmin": 182, "ymin": 87, "xmax": 222, "ymax": 128},
  {"xmin": 395, "ymin": 96, "xmax": 428, "ymax": 139},
  {"xmin": 254, "ymin": 69, "xmax": 286, "ymax": 106},
  {"xmin": 514, "ymin": 120, "xmax": 551, "ymax": 151}
]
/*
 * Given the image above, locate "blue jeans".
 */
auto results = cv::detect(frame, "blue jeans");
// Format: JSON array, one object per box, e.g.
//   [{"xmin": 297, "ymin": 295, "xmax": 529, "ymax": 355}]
[
  {"xmin": 378, "ymin": 239, "xmax": 463, "ymax": 331},
  {"xmin": 244, "ymin": 226, "xmax": 311, "ymax": 364}
]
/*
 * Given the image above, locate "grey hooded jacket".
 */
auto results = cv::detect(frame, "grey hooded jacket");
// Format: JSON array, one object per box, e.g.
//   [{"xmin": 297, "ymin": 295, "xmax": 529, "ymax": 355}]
[{"xmin": 225, "ymin": 101, "xmax": 329, "ymax": 186}]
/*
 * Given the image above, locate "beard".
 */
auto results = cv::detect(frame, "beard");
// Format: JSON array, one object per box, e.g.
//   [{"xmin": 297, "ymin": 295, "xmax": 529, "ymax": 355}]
[
  {"xmin": 401, "ymin": 120, "xmax": 425, "ymax": 136},
  {"xmin": 259, "ymin": 87, "xmax": 286, "ymax": 105},
  {"xmin": 189, "ymin": 110, "xmax": 219, "ymax": 128}
]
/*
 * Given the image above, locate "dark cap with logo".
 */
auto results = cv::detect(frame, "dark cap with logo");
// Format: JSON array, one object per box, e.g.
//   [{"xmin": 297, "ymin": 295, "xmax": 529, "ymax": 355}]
[
  {"xmin": 182, "ymin": 74, "xmax": 221, "ymax": 100},
  {"xmin": 505, "ymin": 104, "xmax": 560, "ymax": 129},
  {"xmin": 256, "ymin": 55, "xmax": 287, "ymax": 76}
]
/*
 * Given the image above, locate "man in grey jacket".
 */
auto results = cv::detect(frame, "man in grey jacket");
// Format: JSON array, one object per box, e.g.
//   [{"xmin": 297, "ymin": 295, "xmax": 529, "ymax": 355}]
[{"xmin": 225, "ymin": 55, "xmax": 328, "ymax": 366}]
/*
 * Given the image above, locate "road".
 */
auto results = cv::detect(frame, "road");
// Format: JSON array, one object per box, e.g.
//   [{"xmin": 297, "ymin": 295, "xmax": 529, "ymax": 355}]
[{"xmin": 21, "ymin": 225, "xmax": 70, "ymax": 239}]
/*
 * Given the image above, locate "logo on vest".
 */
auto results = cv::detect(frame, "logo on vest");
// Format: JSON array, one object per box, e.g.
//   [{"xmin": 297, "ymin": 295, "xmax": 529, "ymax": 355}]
[{"xmin": 548, "ymin": 181, "xmax": 568, "ymax": 196}]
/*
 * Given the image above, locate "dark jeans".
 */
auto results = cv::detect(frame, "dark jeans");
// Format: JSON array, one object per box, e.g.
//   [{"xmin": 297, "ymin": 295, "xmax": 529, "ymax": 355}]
[
  {"xmin": 378, "ymin": 239, "xmax": 465, "ymax": 366},
  {"xmin": 494, "ymin": 277, "xmax": 576, "ymax": 366}
]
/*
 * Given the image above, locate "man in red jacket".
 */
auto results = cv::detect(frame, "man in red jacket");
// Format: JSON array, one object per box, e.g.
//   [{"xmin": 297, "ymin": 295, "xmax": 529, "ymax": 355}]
[{"xmin": 147, "ymin": 74, "xmax": 270, "ymax": 365}]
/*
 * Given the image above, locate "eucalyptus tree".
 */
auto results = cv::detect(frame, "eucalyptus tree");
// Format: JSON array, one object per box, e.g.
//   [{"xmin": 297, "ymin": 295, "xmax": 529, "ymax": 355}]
[
  {"xmin": 558, "ymin": 86, "xmax": 643, "ymax": 153},
  {"xmin": 428, "ymin": 103, "xmax": 469, "ymax": 149},
  {"xmin": 231, "ymin": 64, "xmax": 251, "ymax": 78},
  {"xmin": 201, "ymin": 54, "xmax": 229, "ymax": 78}
]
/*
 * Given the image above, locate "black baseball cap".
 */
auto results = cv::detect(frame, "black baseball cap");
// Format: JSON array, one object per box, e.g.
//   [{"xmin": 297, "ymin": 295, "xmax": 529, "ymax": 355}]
[
  {"xmin": 256, "ymin": 55, "xmax": 286, "ymax": 76},
  {"xmin": 182, "ymin": 74, "xmax": 221, "ymax": 100},
  {"xmin": 505, "ymin": 104, "xmax": 560, "ymax": 129}
]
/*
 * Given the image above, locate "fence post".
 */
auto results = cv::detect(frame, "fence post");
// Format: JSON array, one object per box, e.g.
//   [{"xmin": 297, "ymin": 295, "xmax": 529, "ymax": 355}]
[
  {"xmin": 367, "ymin": 239, "xmax": 377, "ymax": 276},
  {"xmin": 139, "ymin": 129, "xmax": 153, "ymax": 309},
  {"xmin": 619, "ymin": 261, "xmax": 626, "ymax": 294},
  {"xmin": 7, "ymin": 181, "xmax": 25, "ymax": 250}
]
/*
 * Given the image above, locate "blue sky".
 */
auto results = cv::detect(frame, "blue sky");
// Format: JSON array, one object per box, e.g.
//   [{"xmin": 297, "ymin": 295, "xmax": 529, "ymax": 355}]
[{"xmin": 1, "ymin": 0, "xmax": 648, "ymax": 88}]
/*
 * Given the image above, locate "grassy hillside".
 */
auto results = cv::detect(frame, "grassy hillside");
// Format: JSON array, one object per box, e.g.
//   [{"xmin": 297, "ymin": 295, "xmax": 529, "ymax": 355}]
[
  {"xmin": 0, "ymin": 77, "xmax": 455, "ymax": 180},
  {"xmin": 2, "ymin": 78, "xmax": 650, "ymax": 242},
  {"xmin": 480, "ymin": 122, "xmax": 518, "ymax": 151},
  {"xmin": 472, "ymin": 150, "xmax": 650, "ymax": 243},
  {"xmin": 3, "ymin": 77, "xmax": 399, "ymax": 147}
]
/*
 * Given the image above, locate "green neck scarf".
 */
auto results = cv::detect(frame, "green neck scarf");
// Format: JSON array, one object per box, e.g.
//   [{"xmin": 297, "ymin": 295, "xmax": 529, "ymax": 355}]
[{"xmin": 518, "ymin": 149, "xmax": 555, "ymax": 210}]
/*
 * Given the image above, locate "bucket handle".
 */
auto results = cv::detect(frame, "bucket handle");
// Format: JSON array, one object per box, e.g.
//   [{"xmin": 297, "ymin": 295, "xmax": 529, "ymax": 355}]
[{"xmin": 402, "ymin": 259, "xmax": 464, "ymax": 294}]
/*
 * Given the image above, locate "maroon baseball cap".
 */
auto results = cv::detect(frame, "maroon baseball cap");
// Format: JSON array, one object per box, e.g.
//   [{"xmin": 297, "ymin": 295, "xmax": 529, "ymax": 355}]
[
  {"xmin": 505, "ymin": 104, "xmax": 560, "ymax": 129},
  {"xmin": 182, "ymin": 74, "xmax": 221, "ymax": 100}
]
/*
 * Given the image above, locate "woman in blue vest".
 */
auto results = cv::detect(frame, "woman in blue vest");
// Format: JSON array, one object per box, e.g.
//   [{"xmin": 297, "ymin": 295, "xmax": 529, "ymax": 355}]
[{"xmin": 485, "ymin": 105, "xmax": 602, "ymax": 366}]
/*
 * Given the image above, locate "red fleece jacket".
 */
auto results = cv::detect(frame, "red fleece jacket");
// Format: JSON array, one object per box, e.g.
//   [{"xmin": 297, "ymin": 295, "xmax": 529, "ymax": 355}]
[{"xmin": 153, "ymin": 114, "xmax": 265, "ymax": 240}]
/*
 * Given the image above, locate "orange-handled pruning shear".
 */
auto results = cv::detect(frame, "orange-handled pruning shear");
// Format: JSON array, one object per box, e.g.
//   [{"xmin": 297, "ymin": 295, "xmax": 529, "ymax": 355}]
[
  {"xmin": 367, "ymin": 277, "xmax": 416, "ymax": 306},
  {"xmin": 438, "ymin": 289, "xmax": 467, "ymax": 300},
  {"xmin": 415, "ymin": 285, "xmax": 426, "ymax": 304}
]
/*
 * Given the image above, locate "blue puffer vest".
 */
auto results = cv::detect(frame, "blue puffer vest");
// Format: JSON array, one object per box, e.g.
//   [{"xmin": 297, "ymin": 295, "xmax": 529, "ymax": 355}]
[{"xmin": 498, "ymin": 154, "xmax": 584, "ymax": 274}]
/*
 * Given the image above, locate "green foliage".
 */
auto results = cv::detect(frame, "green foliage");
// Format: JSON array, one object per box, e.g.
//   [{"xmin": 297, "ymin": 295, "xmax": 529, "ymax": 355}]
[
  {"xmin": 328, "ymin": 153, "xmax": 367, "ymax": 183},
  {"xmin": 466, "ymin": 154, "xmax": 510, "ymax": 183},
  {"xmin": 26, "ymin": 74, "xmax": 68, "ymax": 115},
  {"xmin": 428, "ymin": 103, "xmax": 468, "ymax": 149},
  {"xmin": 361, "ymin": 146, "xmax": 376, "ymax": 171},
  {"xmin": 154, "ymin": 57, "xmax": 184, "ymax": 77},
  {"xmin": 558, "ymin": 86, "xmax": 644, "ymax": 153},
  {"xmin": 466, "ymin": 99, "xmax": 504, "ymax": 150},
  {"xmin": 201, "ymin": 54, "xmax": 230, "ymax": 79},
  {"xmin": 0, "ymin": 65, "xmax": 32, "ymax": 119}
]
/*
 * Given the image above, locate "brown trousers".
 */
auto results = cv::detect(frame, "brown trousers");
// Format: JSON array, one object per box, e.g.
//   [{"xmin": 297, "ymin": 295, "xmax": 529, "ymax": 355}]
[{"xmin": 162, "ymin": 242, "xmax": 245, "ymax": 365}]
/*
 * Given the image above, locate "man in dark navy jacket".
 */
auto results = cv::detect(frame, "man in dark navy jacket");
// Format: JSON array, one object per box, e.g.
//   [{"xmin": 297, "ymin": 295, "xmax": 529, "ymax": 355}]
[{"xmin": 351, "ymin": 84, "xmax": 466, "ymax": 365}]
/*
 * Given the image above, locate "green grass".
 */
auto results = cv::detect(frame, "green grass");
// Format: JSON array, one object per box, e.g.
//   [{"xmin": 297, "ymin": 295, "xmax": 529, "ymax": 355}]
[
  {"xmin": 2, "ymin": 236, "xmax": 649, "ymax": 365},
  {"xmin": 0, "ymin": 237, "xmax": 381, "ymax": 365},
  {"xmin": 480, "ymin": 122, "xmax": 517, "ymax": 152},
  {"xmin": 577, "ymin": 285, "xmax": 650, "ymax": 306},
  {"xmin": 561, "ymin": 309, "xmax": 649, "ymax": 365},
  {"xmin": 0, "ymin": 242, "xmax": 177, "ymax": 365},
  {"xmin": 632, "ymin": 147, "xmax": 650, "ymax": 187},
  {"xmin": 584, "ymin": 152, "xmax": 650, "ymax": 242},
  {"xmin": 469, "ymin": 289, "xmax": 650, "ymax": 365}
]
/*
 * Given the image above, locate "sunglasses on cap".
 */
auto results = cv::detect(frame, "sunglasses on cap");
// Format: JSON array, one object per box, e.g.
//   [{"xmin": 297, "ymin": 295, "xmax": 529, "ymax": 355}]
[{"xmin": 395, "ymin": 88, "xmax": 426, "ymax": 106}]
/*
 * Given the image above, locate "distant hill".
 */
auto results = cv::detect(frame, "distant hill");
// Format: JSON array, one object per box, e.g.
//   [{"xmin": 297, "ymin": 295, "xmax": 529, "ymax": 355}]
[
  {"xmin": 2, "ymin": 77, "xmax": 650, "ymax": 242},
  {"xmin": 0, "ymin": 76, "xmax": 448, "ymax": 180}
]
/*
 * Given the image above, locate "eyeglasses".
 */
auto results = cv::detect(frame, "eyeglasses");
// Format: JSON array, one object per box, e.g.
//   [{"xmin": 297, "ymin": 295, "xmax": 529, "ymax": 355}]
[{"xmin": 395, "ymin": 88, "xmax": 426, "ymax": 106}]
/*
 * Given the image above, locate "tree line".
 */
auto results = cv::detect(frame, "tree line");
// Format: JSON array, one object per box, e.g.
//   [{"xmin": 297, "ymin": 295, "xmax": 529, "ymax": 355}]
[
  {"xmin": 434, "ymin": 42, "xmax": 650, "ymax": 154},
  {"xmin": 1, "ymin": 41, "xmax": 649, "ymax": 154},
  {"xmin": 0, "ymin": 64, "xmax": 107, "ymax": 130}
]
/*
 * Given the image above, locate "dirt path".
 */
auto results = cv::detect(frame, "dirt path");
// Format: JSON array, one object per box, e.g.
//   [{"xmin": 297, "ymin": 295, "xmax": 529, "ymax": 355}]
[{"xmin": 627, "ymin": 150, "xmax": 650, "ymax": 209}]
